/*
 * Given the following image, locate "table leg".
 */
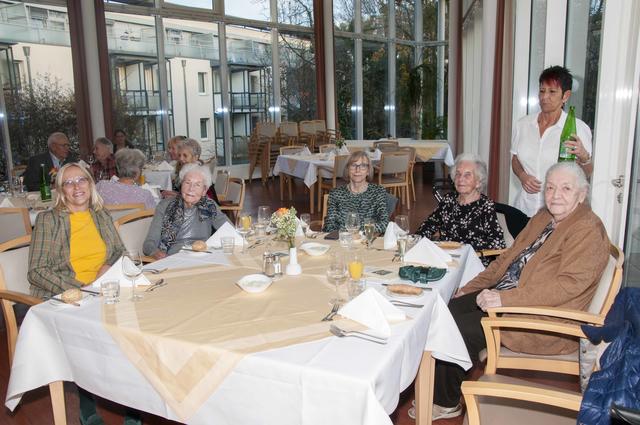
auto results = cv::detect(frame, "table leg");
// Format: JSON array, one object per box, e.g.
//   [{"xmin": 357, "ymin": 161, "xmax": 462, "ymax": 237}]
[
  {"xmin": 309, "ymin": 183, "xmax": 315, "ymax": 213},
  {"xmin": 49, "ymin": 380, "xmax": 67, "ymax": 425},
  {"xmin": 415, "ymin": 351, "xmax": 434, "ymax": 425}
]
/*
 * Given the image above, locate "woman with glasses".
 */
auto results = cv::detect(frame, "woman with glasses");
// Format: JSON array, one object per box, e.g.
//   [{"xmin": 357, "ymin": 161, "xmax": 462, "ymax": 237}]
[
  {"xmin": 323, "ymin": 151, "xmax": 389, "ymax": 234},
  {"xmin": 28, "ymin": 163, "xmax": 125, "ymax": 299},
  {"xmin": 143, "ymin": 163, "xmax": 230, "ymax": 259}
]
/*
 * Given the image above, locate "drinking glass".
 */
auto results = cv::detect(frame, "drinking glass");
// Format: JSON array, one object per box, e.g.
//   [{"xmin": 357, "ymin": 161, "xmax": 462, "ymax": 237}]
[
  {"xmin": 300, "ymin": 213, "xmax": 311, "ymax": 236},
  {"xmin": 87, "ymin": 155, "xmax": 95, "ymax": 167},
  {"xmin": 122, "ymin": 251, "xmax": 143, "ymax": 301},
  {"xmin": 363, "ymin": 218, "xmax": 376, "ymax": 249},
  {"xmin": 236, "ymin": 213, "xmax": 252, "ymax": 253},
  {"xmin": 326, "ymin": 252, "xmax": 348, "ymax": 304},
  {"xmin": 221, "ymin": 236, "xmax": 235, "ymax": 254},
  {"xmin": 339, "ymin": 230, "xmax": 353, "ymax": 248},
  {"xmin": 348, "ymin": 250, "xmax": 364, "ymax": 282},
  {"xmin": 395, "ymin": 215, "xmax": 410, "ymax": 263},
  {"xmin": 257, "ymin": 206, "xmax": 271, "ymax": 225},
  {"xmin": 345, "ymin": 212, "xmax": 360, "ymax": 237},
  {"xmin": 100, "ymin": 280, "xmax": 120, "ymax": 304}
]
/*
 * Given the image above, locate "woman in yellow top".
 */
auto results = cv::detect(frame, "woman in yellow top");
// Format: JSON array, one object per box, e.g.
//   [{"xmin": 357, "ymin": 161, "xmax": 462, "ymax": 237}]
[{"xmin": 28, "ymin": 162, "xmax": 125, "ymax": 298}]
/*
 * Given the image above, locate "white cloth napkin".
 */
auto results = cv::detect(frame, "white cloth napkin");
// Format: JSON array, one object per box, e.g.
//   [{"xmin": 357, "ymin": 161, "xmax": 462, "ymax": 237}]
[
  {"xmin": 404, "ymin": 238, "xmax": 452, "ymax": 269},
  {"xmin": 367, "ymin": 148, "xmax": 382, "ymax": 161},
  {"xmin": 140, "ymin": 183, "xmax": 161, "ymax": 200},
  {"xmin": 383, "ymin": 222, "xmax": 402, "ymax": 250},
  {"xmin": 338, "ymin": 145, "xmax": 350, "ymax": 155},
  {"xmin": 156, "ymin": 161, "xmax": 174, "ymax": 171},
  {"xmin": 91, "ymin": 256, "xmax": 151, "ymax": 288},
  {"xmin": 301, "ymin": 147, "xmax": 312, "ymax": 156},
  {"xmin": 0, "ymin": 198, "xmax": 15, "ymax": 208},
  {"xmin": 207, "ymin": 222, "xmax": 244, "ymax": 247},
  {"xmin": 337, "ymin": 288, "xmax": 406, "ymax": 338},
  {"xmin": 77, "ymin": 159, "xmax": 90, "ymax": 169},
  {"xmin": 294, "ymin": 217, "xmax": 305, "ymax": 237}
]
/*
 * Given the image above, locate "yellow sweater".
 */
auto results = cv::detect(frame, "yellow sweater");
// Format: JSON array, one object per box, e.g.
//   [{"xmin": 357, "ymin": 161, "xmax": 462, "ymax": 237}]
[{"xmin": 69, "ymin": 211, "xmax": 107, "ymax": 284}]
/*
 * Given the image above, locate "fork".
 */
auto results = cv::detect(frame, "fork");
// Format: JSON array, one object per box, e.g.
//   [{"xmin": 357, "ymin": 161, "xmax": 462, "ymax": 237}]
[
  {"xmin": 144, "ymin": 279, "xmax": 166, "ymax": 292},
  {"xmin": 144, "ymin": 267, "xmax": 168, "ymax": 274},
  {"xmin": 321, "ymin": 303, "xmax": 340, "ymax": 321},
  {"xmin": 329, "ymin": 325, "xmax": 388, "ymax": 344}
]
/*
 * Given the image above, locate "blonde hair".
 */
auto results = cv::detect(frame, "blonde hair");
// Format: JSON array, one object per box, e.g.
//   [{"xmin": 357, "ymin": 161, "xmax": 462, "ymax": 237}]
[
  {"xmin": 54, "ymin": 163, "xmax": 104, "ymax": 212},
  {"xmin": 344, "ymin": 151, "xmax": 372, "ymax": 182}
]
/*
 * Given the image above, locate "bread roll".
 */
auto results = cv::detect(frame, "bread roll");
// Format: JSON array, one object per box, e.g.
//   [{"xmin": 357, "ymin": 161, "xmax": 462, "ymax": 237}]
[
  {"xmin": 387, "ymin": 284, "xmax": 423, "ymax": 296},
  {"xmin": 61, "ymin": 288, "xmax": 82, "ymax": 303},
  {"xmin": 192, "ymin": 240, "xmax": 208, "ymax": 252}
]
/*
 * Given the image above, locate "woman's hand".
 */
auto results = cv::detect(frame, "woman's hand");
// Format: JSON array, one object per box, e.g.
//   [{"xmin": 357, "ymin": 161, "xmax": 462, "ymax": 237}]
[
  {"xmin": 453, "ymin": 288, "xmax": 466, "ymax": 298},
  {"xmin": 564, "ymin": 134, "xmax": 589, "ymax": 163},
  {"xmin": 96, "ymin": 264, "xmax": 111, "ymax": 278},
  {"xmin": 152, "ymin": 250, "xmax": 168, "ymax": 260},
  {"xmin": 519, "ymin": 173, "xmax": 542, "ymax": 194},
  {"xmin": 476, "ymin": 289, "xmax": 502, "ymax": 312}
]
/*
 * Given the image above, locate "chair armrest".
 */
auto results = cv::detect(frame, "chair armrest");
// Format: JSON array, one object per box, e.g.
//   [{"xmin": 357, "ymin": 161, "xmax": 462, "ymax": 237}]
[
  {"xmin": 487, "ymin": 306, "xmax": 604, "ymax": 325},
  {"xmin": 481, "ymin": 316, "xmax": 587, "ymax": 339},
  {"xmin": 0, "ymin": 289, "xmax": 42, "ymax": 306},
  {"xmin": 476, "ymin": 249, "xmax": 507, "ymax": 258},
  {"xmin": 141, "ymin": 255, "xmax": 157, "ymax": 264}
]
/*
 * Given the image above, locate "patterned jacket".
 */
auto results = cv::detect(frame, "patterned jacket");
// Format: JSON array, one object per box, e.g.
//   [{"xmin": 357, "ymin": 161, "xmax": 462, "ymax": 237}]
[
  {"xmin": 28, "ymin": 208, "xmax": 125, "ymax": 299},
  {"xmin": 322, "ymin": 184, "xmax": 389, "ymax": 234}
]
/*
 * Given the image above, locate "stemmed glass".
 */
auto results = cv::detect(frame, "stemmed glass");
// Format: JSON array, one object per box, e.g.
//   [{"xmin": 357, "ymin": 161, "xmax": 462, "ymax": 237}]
[
  {"xmin": 395, "ymin": 215, "xmax": 410, "ymax": 263},
  {"xmin": 326, "ymin": 252, "xmax": 349, "ymax": 304},
  {"xmin": 363, "ymin": 218, "xmax": 376, "ymax": 249},
  {"xmin": 122, "ymin": 251, "xmax": 143, "ymax": 301},
  {"xmin": 345, "ymin": 212, "xmax": 360, "ymax": 239},
  {"xmin": 256, "ymin": 206, "xmax": 271, "ymax": 238},
  {"xmin": 236, "ymin": 213, "xmax": 252, "ymax": 253},
  {"xmin": 300, "ymin": 213, "xmax": 311, "ymax": 237}
]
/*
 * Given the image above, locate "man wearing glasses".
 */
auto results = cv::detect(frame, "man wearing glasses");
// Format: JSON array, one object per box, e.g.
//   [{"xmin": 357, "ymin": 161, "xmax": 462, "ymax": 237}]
[{"xmin": 23, "ymin": 132, "xmax": 78, "ymax": 191}]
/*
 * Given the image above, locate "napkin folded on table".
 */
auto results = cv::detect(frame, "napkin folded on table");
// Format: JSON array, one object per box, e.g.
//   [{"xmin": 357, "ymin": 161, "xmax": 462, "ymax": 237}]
[
  {"xmin": 300, "ymin": 147, "xmax": 312, "ymax": 156},
  {"xmin": 403, "ymin": 238, "xmax": 451, "ymax": 269},
  {"xmin": 155, "ymin": 161, "xmax": 174, "ymax": 171},
  {"xmin": 207, "ymin": 222, "xmax": 244, "ymax": 247},
  {"xmin": 367, "ymin": 148, "xmax": 382, "ymax": 161},
  {"xmin": 337, "ymin": 145, "xmax": 350, "ymax": 155},
  {"xmin": 0, "ymin": 198, "xmax": 15, "ymax": 208},
  {"xmin": 91, "ymin": 256, "xmax": 151, "ymax": 288},
  {"xmin": 337, "ymin": 288, "xmax": 406, "ymax": 338},
  {"xmin": 383, "ymin": 221, "xmax": 403, "ymax": 250}
]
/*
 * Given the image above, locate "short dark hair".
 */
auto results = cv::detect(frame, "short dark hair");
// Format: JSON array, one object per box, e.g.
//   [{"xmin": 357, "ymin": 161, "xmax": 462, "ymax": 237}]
[{"xmin": 539, "ymin": 66, "xmax": 573, "ymax": 93}]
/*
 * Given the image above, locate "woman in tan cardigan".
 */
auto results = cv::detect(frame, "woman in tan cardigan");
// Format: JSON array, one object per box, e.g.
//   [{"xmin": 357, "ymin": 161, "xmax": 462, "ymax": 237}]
[{"xmin": 425, "ymin": 162, "xmax": 610, "ymax": 421}]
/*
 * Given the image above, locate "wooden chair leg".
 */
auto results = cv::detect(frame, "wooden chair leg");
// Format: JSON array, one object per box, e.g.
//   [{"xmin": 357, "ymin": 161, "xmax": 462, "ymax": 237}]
[
  {"xmin": 415, "ymin": 352, "xmax": 435, "ymax": 425},
  {"xmin": 280, "ymin": 176, "xmax": 285, "ymax": 201},
  {"xmin": 288, "ymin": 178, "xmax": 293, "ymax": 201},
  {"xmin": 49, "ymin": 381, "xmax": 67, "ymax": 425}
]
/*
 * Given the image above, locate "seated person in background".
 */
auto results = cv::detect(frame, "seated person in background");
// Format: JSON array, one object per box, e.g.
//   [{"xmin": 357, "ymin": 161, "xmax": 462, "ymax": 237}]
[
  {"xmin": 23, "ymin": 132, "xmax": 77, "ymax": 191},
  {"xmin": 113, "ymin": 128, "xmax": 134, "ymax": 152},
  {"xmin": 172, "ymin": 137, "xmax": 203, "ymax": 191},
  {"xmin": 166, "ymin": 135, "xmax": 186, "ymax": 164},
  {"xmin": 97, "ymin": 148, "xmax": 157, "ymax": 210},
  {"xmin": 416, "ymin": 153, "xmax": 505, "ymax": 265},
  {"xmin": 28, "ymin": 163, "xmax": 125, "ymax": 299},
  {"xmin": 90, "ymin": 137, "xmax": 116, "ymax": 181},
  {"xmin": 323, "ymin": 151, "xmax": 389, "ymax": 234},
  {"xmin": 426, "ymin": 162, "xmax": 610, "ymax": 421},
  {"xmin": 143, "ymin": 163, "xmax": 230, "ymax": 258}
]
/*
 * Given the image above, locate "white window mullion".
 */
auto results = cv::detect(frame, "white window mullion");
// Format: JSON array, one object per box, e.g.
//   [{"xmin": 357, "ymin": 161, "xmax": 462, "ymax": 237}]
[
  {"xmin": 355, "ymin": 0, "xmax": 363, "ymax": 139},
  {"xmin": 544, "ymin": 0, "xmax": 567, "ymax": 67},
  {"xmin": 387, "ymin": 0, "xmax": 396, "ymax": 137},
  {"xmin": 217, "ymin": 23, "xmax": 233, "ymax": 166},
  {"xmin": 271, "ymin": 0, "xmax": 281, "ymax": 123}
]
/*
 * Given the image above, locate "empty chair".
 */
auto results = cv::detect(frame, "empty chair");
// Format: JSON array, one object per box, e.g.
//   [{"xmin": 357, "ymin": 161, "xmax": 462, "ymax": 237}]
[
  {"xmin": 313, "ymin": 119, "xmax": 340, "ymax": 146},
  {"xmin": 298, "ymin": 120, "xmax": 318, "ymax": 152},
  {"xmin": 115, "ymin": 210, "xmax": 155, "ymax": 258},
  {"xmin": 0, "ymin": 208, "xmax": 32, "ymax": 244},
  {"xmin": 214, "ymin": 170, "xmax": 230, "ymax": 201},
  {"xmin": 248, "ymin": 121, "xmax": 277, "ymax": 184},
  {"xmin": 373, "ymin": 141, "xmax": 399, "ymax": 152},
  {"xmin": 278, "ymin": 145, "xmax": 307, "ymax": 201},
  {"xmin": 105, "ymin": 203, "xmax": 146, "ymax": 221},
  {"xmin": 278, "ymin": 121, "xmax": 299, "ymax": 146},
  {"xmin": 317, "ymin": 154, "xmax": 349, "ymax": 208},
  {"xmin": 219, "ymin": 177, "xmax": 245, "ymax": 221},
  {"xmin": 375, "ymin": 152, "xmax": 411, "ymax": 209},
  {"xmin": 318, "ymin": 144, "xmax": 337, "ymax": 153},
  {"xmin": 396, "ymin": 146, "xmax": 417, "ymax": 201}
]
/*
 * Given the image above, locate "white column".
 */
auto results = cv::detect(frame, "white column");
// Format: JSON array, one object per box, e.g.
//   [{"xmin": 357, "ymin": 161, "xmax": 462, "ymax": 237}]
[
  {"xmin": 477, "ymin": 0, "xmax": 497, "ymax": 163},
  {"xmin": 543, "ymin": 0, "xmax": 567, "ymax": 68},
  {"xmin": 155, "ymin": 15, "xmax": 171, "ymax": 144},
  {"xmin": 324, "ymin": 0, "xmax": 336, "ymax": 130},
  {"xmin": 447, "ymin": 0, "xmax": 459, "ymax": 150},
  {"xmin": 218, "ymin": 23, "xmax": 233, "ymax": 166},
  {"xmin": 80, "ymin": 0, "xmax": 105, "ymax": 139}
]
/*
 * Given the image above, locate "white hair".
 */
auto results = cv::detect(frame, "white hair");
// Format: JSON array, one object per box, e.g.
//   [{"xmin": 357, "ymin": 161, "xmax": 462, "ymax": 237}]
[
  {"xmin": 545, "ymin": 162, "xmax": 590, "ymax": 194},
  {"xmin": 450, "ymin": 153, "xmax": 488, "ymax": 193},
  {"xmin": 179, "ymin": 163, "xmax": 212, "ymax": 188}
]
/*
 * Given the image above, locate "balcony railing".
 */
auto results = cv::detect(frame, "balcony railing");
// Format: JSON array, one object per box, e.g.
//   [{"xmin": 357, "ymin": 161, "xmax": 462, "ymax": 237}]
[
  {"xmin": 229, "ymin": 91, "xmax": 267, "ymax": 112},
  {"xmin": 120, "ymin": 89, "xmax": 173, "ymax": 114}
]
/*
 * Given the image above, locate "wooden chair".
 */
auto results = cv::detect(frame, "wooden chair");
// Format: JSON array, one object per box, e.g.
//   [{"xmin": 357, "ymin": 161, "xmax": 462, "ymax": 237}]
[
  {"xmin": 219, "ymin": 177, "xmax": 245, "ymax": 221},
  {"xmin": 248, "ymin": 121, "xmax": 277, "ymax": 184},
  {"xmin": 214, "ymin": 170, "xmax": 230, "ymax": 201},
  {"xmin": 318, "ymin": 144, "xmax": 337, "ymax": 153},
  {"xmin": 105, "ymin": 203, "xmax": 146, "ymax": 221},
  {"xmin": 298, "ymin": 120, "xmax": 318, "ymax": 152},
  {"xmin": 373, "ymin": 140, "xmax": 399, "ymax": 152},
  {"xmin": 0, "ymin": 208, "xmax": 32, "ymax": 244},
  {"xmin": 316, "ymin": 154, "xmax": 349, "ymax": 209},
  {"xmin": 477, "ymin": 203, "xmax": 530, "ymax": 259},
  {"xmin": 375, "ymin": 152, "xmax": 411, "ymax": 210},
  {"xmin": 278, "ymin": 145, "xmax": 307, "ymax": 201},
  {"xmin": 396, "ymin": 146, "xmax": 417, "ymax": 201},
  {"xmin": 313, "ymin": 119, "xmax": 340, "ymax": 146},
  {"xmin": 115, "ymin": 210, "xmax": 156, "ymax": 263},
  {"xmin": 278, "ymin": 121, "xmax": 299, "ymax": 146}
]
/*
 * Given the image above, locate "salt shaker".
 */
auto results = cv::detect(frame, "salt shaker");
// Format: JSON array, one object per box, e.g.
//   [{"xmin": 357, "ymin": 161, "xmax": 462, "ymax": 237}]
[
  {"xmin": 263, "ymin": 253, "xmax": 275, "ymax": 277},
  {"xmin": 273, "ymin": 254, "xmax": 283, "ymax": 277}
]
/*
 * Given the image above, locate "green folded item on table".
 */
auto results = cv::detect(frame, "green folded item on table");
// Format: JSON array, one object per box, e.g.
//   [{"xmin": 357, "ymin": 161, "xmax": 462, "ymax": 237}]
[{"xmin": 398, "ymin": 265, "xmax": 446, "ymax": 283}]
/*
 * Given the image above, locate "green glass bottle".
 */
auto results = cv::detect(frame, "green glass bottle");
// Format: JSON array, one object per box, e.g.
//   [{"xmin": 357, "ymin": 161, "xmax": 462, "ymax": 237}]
[
  {"xmin": 39, "ymin": 163, "xmax": 52, "ymax": 201},
  {"xmin": 558, "ymin": 106, "xmax": 577, "ymax": 162}
]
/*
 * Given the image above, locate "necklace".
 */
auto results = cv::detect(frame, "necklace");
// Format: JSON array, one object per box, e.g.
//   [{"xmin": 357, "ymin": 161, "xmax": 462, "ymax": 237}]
[{"xmin": 349, "ymin": 182, "xmax": 368, "ymax": 194}]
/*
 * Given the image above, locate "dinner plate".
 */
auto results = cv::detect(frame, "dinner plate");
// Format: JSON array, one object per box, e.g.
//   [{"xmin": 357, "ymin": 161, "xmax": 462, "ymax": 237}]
[
  {"xmin": 299, "ymin": 242, "xmax": 330, "ymax": 256},
  {"xmin": 237, "ymin": 274, "xmax": 273, "ymax": 293}
]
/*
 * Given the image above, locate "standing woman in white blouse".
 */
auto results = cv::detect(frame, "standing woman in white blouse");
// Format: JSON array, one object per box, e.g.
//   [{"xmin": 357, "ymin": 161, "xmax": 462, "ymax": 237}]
[{"xmin": 511, "ymin": 65, "xmax": 593, "ymax": 217}]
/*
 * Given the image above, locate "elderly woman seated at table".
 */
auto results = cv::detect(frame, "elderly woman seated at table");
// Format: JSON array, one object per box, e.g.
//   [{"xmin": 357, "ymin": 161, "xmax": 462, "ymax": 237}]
[
  {"xmin": 96, "ymin": 148, "xmax": 157, "ymax": 210},
  {"xmin": 144, "ymin": 163, "xmax": 230, "ymax": 258},
  {"xmin": 28, "ymin": 163, "xmax": 125, "ymax": 299},
  {"xmin": 322, "ymin": 150, "xmax": 389, "ymax": 234},
  {"xmin": 422, "ymin": 162, "xmax": 610, "ymax": 421},
  {"xmin": 416, "ymin": 153, "xmax": 505, "ymax": 265}
]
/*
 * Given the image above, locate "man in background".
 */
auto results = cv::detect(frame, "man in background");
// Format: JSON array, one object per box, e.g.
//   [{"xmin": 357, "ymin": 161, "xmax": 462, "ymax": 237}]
[{"xmin": 23, "ymin": 132, "xmax": 77, "ymax": 191}]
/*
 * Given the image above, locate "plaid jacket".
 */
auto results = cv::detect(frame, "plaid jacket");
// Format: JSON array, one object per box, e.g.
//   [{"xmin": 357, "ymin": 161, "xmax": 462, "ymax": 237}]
[
  {"xmin": 28, "ymin": 208, "xmax": 125, "ymax": 299},
  {"xmin": 91, "ymin": 155, "xmax": 117, "ymax": 181}
]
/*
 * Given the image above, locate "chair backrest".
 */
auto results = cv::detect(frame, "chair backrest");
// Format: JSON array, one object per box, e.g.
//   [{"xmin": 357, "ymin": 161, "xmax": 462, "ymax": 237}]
[
  {"xmin": 11, "ymin": 165, "xmax": 27, "ymax": 177},
  {"xmin": 396, "ymin": 146, "xmax": 416, "ymax": 162},
  {"xmin": 215, "ymin": 170, "xmax": 230, "ymax": 199},
  {"xmin": 0, "ymin": 235, "xmax": 31, "ymax": 294},
  {"xmin": 333, "ymin": 155, "xmax": 350, "ymax": 182},
  {"xmin": 373, "ymin": 141, "xmax": 399, "ymax": 151},
  {"xmin": 587, "ymin": 244, "xmax": 624, "ymax": 317},
  {"xmin": 322, "ymin": 194, "xmax": 329, "ymax": 225},
  {"xmin": 318, "ymin": 144, "xmax": 336, "ymax": 154},
  {"xmin": 494, "ymin": 203, "xmax": 529, "ymax": 242},
  {"xmin": 385, "ymin": 193, "xmax": 398, "ymax": 217},
  {"xmin": 313, "ymin": 119, "xmax": 327, "ymax": 133},
  {"xmin": 225, "ymin": 177, "xmax": 245, "ymax": 207},
  {"xmin": 279, "ymin": 121, "xmax": 299, "ymax": 138},
  {"xmin": 280, "ymin": 146, "xmax": 306, "ymax": 156},
  {"xmin": 299, "ymin": 120, "xmax": 316, "ymax": 134},
  {"xmin": 0, "ymin": 208, "xmax": 32, "ymax": 244},
  {"xmin": 256, "ymin": 121, "xmax": 277, "ymax": 138},
  {"xmin": 105, "ymin": 203, "xmax": 146, "ymax": 221},
  {"xmin": 379, "ymin": 153, "xmax": 410, "ymax": 175},
  {"xmin": 114, "ymin": 210, "xmax": 155, "ymax": 254}
]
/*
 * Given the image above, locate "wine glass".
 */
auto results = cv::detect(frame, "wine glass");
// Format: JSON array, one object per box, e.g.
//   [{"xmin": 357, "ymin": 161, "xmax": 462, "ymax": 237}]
[
  {"xmin": 122, "ymin": 251, "xmax": 143, "ymax": 301},
  {"xmin": 363, "ymin": 218, "xmax": 376, "ymax": 249},
  {"xmin": 257, "ymin": 206, "xmax": 271, "ymax": 225},
  {"xmin": 236, "ymin": 213, "xmax": 252, "ymax": 253},
  {"xmin": 300, "ymin": 213, "xmax": 311, "ymax": 237},
  {"xmin": 395, "ymin": 215, "xmax": 410, "ymax": 263},
  {"xmin": 326, "ymin": 252, "xmax": 348, "ymax": 304},
  {"xmin": 345, "ymin": 212, "xmax": 360, "ymax": 238}
]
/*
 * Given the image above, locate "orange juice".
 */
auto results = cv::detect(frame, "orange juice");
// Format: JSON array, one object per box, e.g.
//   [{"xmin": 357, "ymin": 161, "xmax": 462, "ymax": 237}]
[
  {"xmin": 138, "ymin": 174, "xmax": 145, "ymax": 185},
  {"xmin": 241, "ymin": 215, "xmax": 252, "ymax": 231},
  {"xmin": 348, "ymin": 261, "xmax": 364, "ymax": 280}
]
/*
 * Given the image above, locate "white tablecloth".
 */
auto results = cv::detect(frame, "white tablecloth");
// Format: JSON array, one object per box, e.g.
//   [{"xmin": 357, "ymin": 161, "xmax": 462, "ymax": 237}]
[
  {"xmin": 6, "ymin": 246, "xmax": 482, "ymax": 425},
  {"xmin": 346, "ymin": 140, "xmax": 455, "ymax": 166},
  {"xmin": 272, "ymin": 154, "xmax": 334, "ymax": 188},
  {"xmin": 143, "ymin": 169, "xmax": 173, "ymax": 191}
]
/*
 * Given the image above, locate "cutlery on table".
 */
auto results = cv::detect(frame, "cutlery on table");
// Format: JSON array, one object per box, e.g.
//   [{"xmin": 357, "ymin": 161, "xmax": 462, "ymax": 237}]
[
  {"xmin": 144, "ymin": 267, "xmax": 168, "ymax": 274},
  {"xmin": 247, "ymin": 240, "xmax": 265, "ymax": 250},
  {"xmin": 80, "ymin": 288, "xmax": 100, "ymax": 296},
  {"xmin": 321, "ymin": 303, "xmax": 340, "ymax": 321},
  {"xmin": 329, "ymin": 324, "xmax": 388, "ymax": 344},
  {"xmin": 181, "ymin": 247, "xmax": 218, "ymax": 254},
  {"xmin": 46, "ymin": 297, "xmax": 80, "ymax": 307},
  {"xmin": 388, "ymin": 300, "xmax": 424, "ymax": 308},
  {"xmin": 145, "ymin": 279, "xmax": 166, "ymax": 292}
]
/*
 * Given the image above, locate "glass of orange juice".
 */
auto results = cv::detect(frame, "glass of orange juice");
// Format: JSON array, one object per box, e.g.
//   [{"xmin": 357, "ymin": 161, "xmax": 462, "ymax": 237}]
[{"xmin": 348, "ymin": 251, "xmax": 365, "ymax": 299}]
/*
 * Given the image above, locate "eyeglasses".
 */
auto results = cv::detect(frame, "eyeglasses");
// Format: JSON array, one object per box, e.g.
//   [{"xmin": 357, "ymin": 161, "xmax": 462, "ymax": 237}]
[
  {"xmin": 182, "ymin": 180, "xmax": 204, "ymax": 189},
  {"xmin": 349, "ymin": 163, "xmax": 370, "ymax": 171},
  {"xmin": 62, "ymin": 176, "xmax": 89, "ymax": 188}
]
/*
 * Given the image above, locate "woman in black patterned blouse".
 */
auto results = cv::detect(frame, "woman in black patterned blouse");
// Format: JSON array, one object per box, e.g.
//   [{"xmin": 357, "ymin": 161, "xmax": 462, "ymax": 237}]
[
  {"xmin": 416, "ymin": 153, "xmax": 505, "ymax": 265},
  {"xmin": 323, "ymin": 151, "xmax": 389, "ymax": 234}
]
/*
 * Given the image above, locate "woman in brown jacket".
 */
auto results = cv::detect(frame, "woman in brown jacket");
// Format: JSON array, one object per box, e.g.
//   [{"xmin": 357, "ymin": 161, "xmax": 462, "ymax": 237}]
[{"xmin": 427, "ymin": 161, "xmax": 610, "ymax": 421}]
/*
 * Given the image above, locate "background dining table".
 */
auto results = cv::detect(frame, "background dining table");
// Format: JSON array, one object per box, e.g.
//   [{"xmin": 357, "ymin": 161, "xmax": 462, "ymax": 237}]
[{"xmin": 6, "ymin": 237, "xmax": 483, "ymax": 425}]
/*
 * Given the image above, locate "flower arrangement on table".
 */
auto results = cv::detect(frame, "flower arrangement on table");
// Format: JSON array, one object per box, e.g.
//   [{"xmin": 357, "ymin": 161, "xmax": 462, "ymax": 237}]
[
  {"xmin": 271, "ymin": 207, "xmax": 298, "ymax": 248},
  {"xmin": 335, "ymin": 136, "xmax": 346, "ymax": 149}
]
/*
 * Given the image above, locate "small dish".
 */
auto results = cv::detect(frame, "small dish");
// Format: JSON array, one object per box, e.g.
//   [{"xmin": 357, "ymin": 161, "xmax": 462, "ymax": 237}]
[
  {"xmin": 299, "ymin": 242, "xmax": 330, "ymax": 256},
  {"xmin": 237, "ymin": 274, "xmax": 273, "ymax": 293}
]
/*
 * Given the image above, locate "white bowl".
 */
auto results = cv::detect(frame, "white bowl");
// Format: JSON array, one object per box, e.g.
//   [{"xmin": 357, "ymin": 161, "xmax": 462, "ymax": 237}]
[
  {"xmin": 237, "ymin": 274, "xmax": 273, "ymax": 293},
  {"xmin": 300, "ymin": 242, "xmax": 330, "ymax": 256}
]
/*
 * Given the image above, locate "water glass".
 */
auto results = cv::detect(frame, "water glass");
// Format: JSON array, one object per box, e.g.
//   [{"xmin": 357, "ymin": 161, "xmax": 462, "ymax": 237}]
[
  {"xmin": 221, "ymin": 236, "xmax": 235, "ymax": 254},
  {"xmin": 339, "ymin": 230, "xmax": 353, "ymax": 248},
  {"xmin": 122, "ymin": 251, "xmax": 143, "ymax": 301},
  {"xmin": 363, "ymin": 218, "xmax": 376, "ymax": 249},
  {"xmin": 100, "ymin": 280, "xmax": 120, "ymax": 304},
  {"xmin": 236, "ymin": 213, "xmax": 252, "ymax": 253},
  {"xmin": 326, "ymin": 252, "xmax": 348, "ymax": 304},
  {"xmin": 300, "ymin": 213, "xmax": 311, "ymax": 236},
  {"xmin": 348, "ymin": 279, "xmax": 365, "ymax": 300},
  {"xmin": 345, "ymin": 212, "xmax": 360, "ymax": 236},
  {"xmin": 257, "ymin": 206, "xmax": 271, "ymax": 225}
]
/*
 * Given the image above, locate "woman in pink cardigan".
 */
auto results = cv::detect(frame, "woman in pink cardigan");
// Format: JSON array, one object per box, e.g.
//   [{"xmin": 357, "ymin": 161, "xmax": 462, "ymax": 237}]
[{"xmin": 421, "ymin": 162, "xmax": 610, "ymax": 421}]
